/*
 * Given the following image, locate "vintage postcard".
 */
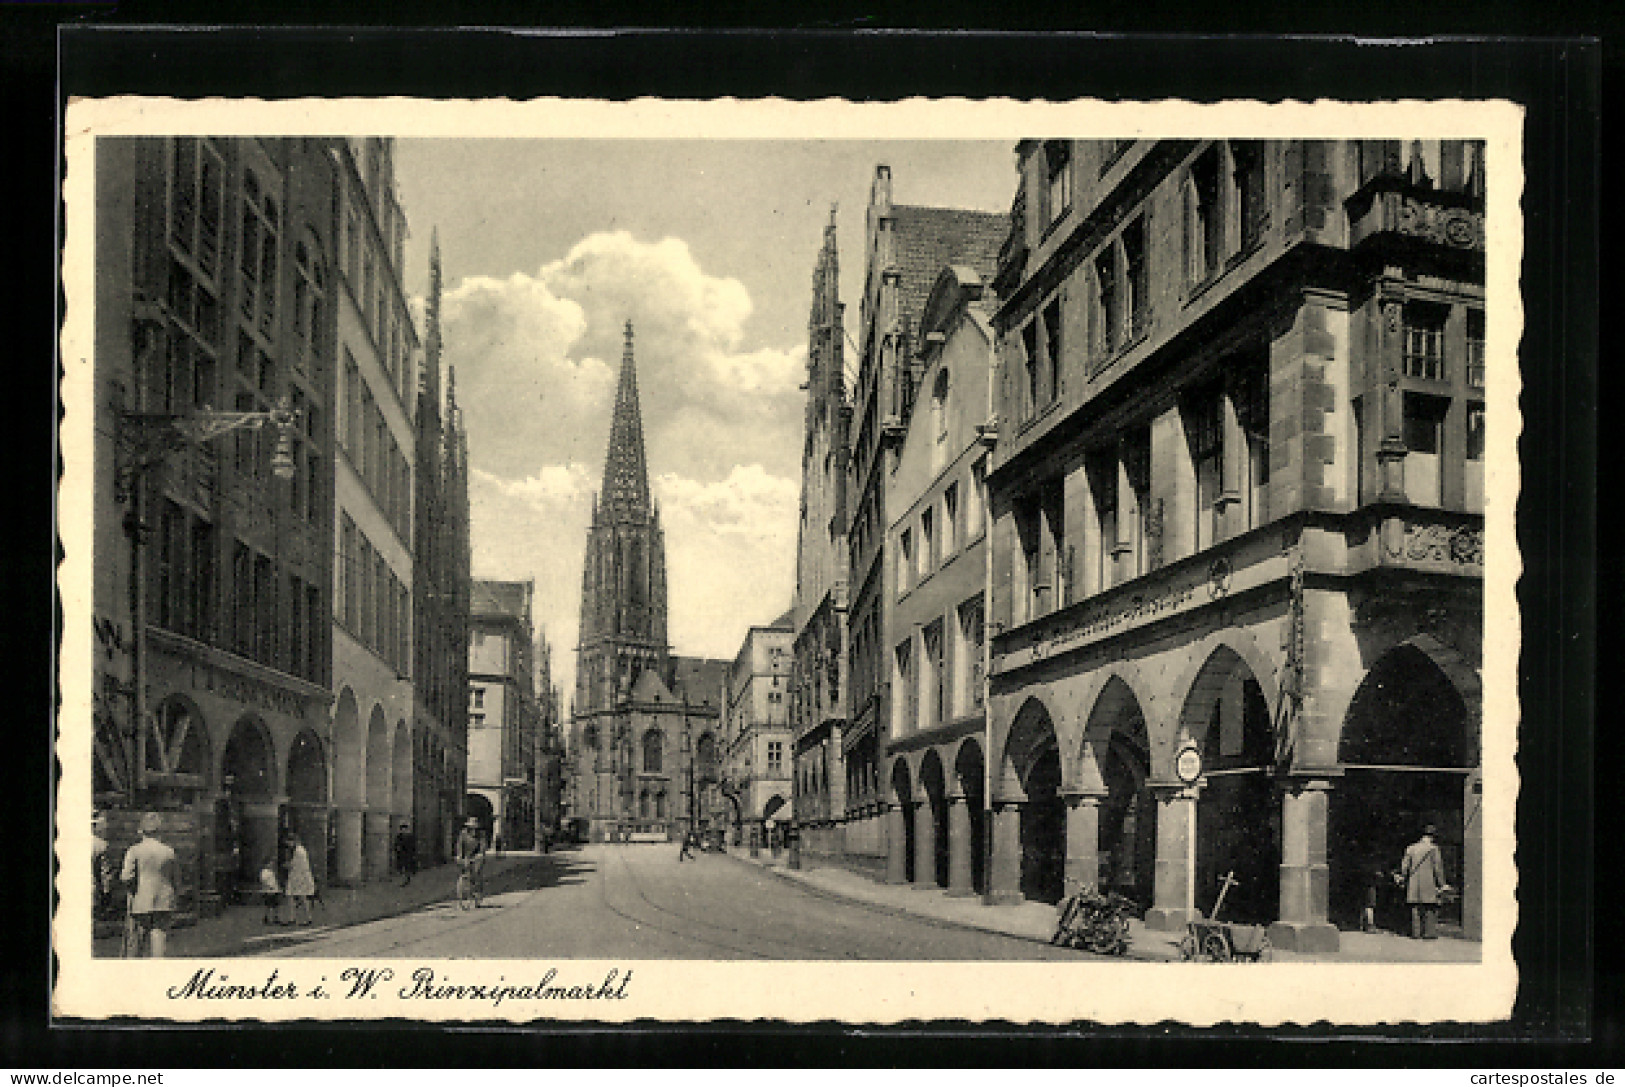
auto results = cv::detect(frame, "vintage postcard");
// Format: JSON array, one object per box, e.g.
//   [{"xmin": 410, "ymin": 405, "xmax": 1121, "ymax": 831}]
[{"xmin": 56, "ymin": 95, "xmax": 1522, "ymax": 1024}]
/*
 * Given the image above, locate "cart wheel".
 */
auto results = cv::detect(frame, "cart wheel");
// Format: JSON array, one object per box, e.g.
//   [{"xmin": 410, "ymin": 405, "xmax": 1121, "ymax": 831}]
[
  {"xmin": 1179, "ymin": 933, "xmax": 1198, "ymax": 961},
  {"xmin": 1203, "ymin": 933, "xmax": 1233, "ymax": 962}
]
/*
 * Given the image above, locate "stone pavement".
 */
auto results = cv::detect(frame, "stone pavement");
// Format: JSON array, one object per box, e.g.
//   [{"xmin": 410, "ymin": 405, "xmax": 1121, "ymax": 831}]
[
  {"xmin": 731, "ymin": 848, "xmax": 1482, "ymax": 963},
  {"xmin": 93, "ymin": 852, "xmax": 545, "ymax": 959}
]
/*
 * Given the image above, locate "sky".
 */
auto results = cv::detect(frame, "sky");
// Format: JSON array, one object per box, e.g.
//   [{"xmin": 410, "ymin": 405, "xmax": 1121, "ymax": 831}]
[{"xmin": 392, "ymin": 139, "xmax": 1016, "ymax": 708}]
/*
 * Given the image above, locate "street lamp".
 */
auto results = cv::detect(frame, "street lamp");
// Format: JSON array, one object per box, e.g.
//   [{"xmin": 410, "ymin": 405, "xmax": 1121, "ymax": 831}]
[{"xmin": 114, "ymin": 381, "xmax": 302, "ymax": 798}]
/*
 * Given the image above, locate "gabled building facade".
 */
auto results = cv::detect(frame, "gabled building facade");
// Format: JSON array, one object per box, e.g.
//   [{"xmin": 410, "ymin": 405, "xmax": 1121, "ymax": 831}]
[
  {"xmin": 467, "ymin": 578, "xmax": 543, "ymax": 851},
  {"xmin": 411, "ymin": 232, "xmax": 472, "ymax": 867},
  {"xmin": 883, "ymin": 265, "xmax": 998, "ymax": 898},
  {"xmin": 722, "ymin": 613, "xmax": 795, "ymax": 849},
  {"xmin": 984, "ymin": 139, "xmax": 1485, "ymax": 950},
  {"xmin": 789, "ymin": 211, "xmax": 852, "ymax": 863},
  {"xmin": 847, "ymin": 166, "xmax": 1006, "ymax": 876}
]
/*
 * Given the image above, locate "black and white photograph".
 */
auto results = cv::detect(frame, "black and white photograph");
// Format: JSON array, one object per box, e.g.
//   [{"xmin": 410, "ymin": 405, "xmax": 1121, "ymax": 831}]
[{"xmin": 56, "ymin": 95, "xmax": 1522, "ymax": 1024}]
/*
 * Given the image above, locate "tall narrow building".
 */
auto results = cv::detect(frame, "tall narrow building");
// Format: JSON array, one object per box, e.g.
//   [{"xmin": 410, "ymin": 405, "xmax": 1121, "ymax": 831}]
[
  {"xmin": 568, "ymin": 322, "xmax": 726, "ymax": 843},
  {"xmin": 789, "ymin": 209, "xmax": 853, "ymax": 864}
]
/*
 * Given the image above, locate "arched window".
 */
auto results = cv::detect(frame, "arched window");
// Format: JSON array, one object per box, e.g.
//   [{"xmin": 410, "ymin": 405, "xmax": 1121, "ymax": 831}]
[{"xmin": 642, "ymin": 729, "xmax": 664, "ymax": 774}]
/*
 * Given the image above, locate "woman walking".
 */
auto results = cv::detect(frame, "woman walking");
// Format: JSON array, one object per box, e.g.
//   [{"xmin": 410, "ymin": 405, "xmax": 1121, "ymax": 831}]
[{"xmin": 284, "ymin": 833, "xmax": 316, "ymax": 926}]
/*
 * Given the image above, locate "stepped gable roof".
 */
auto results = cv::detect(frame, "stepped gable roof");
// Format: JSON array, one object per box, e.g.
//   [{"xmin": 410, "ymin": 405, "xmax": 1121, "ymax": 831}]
[
  {"xmin": 471, "ymin": 578, "xmax": 531, "ymax": 622},
  {"xmin": 670, "ymin": 656, "xmax": 729, "ymax": 712},
  {"xmin": 889, "ymin": 206, "xmax": 1009, "ymax": 337}
]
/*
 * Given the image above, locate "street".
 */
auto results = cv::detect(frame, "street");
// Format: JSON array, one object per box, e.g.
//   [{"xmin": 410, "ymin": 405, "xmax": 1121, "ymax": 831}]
[{"xmin": 262, "ymin": 844, "xmax": 1082, "ymax": 961}]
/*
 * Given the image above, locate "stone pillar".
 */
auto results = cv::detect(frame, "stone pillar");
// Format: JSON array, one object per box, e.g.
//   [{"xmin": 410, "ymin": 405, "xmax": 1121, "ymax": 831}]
[
  {"xmin": 1270, "ymin": 776, "xmax": 1340, "ymax": 951},
  {"xmin": 1463, "ymin": 769, "xmax": 1483, "ymax": 940},
  {"xmin": 1144, "ymin": 785, "xmax": 1201, "ymax": 931},
  {"xmin": 985, "ymin": 800, "xmax": 1024, "ymax": 906},
  {"xmin": 364, "ymin": 810, "xmax": 393, "ymax": 881},
  {"xmin": 1063, "ymin": 790, "xmax": 1104, "ymax": 898},
  {"xmin": 335, "ymin": 806, "xmax": 365, "ymax": 885},
  {"xmin": 885, "ymin": 802, "xmax": 909, "ymax": 884},
  {"xmin": 913, "ymin": 796, "xmax": 937, "ymax": 888},
  {"xmin": 946, "ymin": 794, "xmax": 974, "ymax": 897}
]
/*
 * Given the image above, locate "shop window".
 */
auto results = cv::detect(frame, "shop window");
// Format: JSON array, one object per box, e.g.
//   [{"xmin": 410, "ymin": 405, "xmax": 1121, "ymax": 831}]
[
  {"xmin": 1403, "ymin": 302, "xmax": 1448, "ymax": 381},
  {"xmin": 1403, "ymin": 392, "xmax": 1449, "ymax": 507}
]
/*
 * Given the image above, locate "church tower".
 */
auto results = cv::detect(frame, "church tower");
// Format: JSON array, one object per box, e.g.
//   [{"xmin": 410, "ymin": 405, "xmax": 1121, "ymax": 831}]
[{"xmin": 575, "ymin": 320, "xmax": 670, "ymax": 716}]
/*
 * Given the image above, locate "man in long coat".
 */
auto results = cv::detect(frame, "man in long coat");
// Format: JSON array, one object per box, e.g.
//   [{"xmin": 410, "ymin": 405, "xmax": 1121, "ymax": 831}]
[{"xmin": 1400, "ymin": 823, "xmax": 1447, "ymax": 939}]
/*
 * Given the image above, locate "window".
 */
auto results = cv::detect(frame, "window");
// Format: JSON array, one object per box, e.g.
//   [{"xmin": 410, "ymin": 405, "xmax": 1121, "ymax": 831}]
[
  {"xmin": 1122, "ymin": 427, "xmax": 1153, "ymax": 578},
  {"xmin": 968, "ymin": 458, "xmax": 987, "ymax": 538},
  {"xmin": 1095, "ymin": 250, "xmax": 1119, "ymax": 357},
  {"xmin": 1466, "ymin": 309, "xmax": 1485, "ymax": 388},
  {"xmin": 1014, "ymin": 499, "xmax": 1042, "ymax": 624},
  {"xmin": 1122, "ymin": 216, "xmax": 1148, "ymax": 341},
  {"xmin": 1187, "ymin": 146, "xmax": 1223, "ymax": 285},
  {"xmin": 958, "ymin": 597, "xmax": 985, "ymax": 713},
  {"xmin": 239, "ymin": 172, "xmax": 279, "ymax": 338},
  {"xmin": 642, "ymin": 730, "xmax": 663, "ymax": 774},
  {"xmin": 943, "ymin": 483, "xmax": 960, "ymax": 556},
  {"xmin": 1233, "ymin": 358, "xmax": 1271, "ymax": 529},
  {"xmin": 470, "ymin": 713, "xmax": 486, "ymax": 730},
  {"xmin": 1043, "ymin": 298, "xmax": 1065, "ymax": 399},
  {"xmin": 169, "ymin": 138, "xmax": 225, "ymax": 280},
  {"xmin": 1022, "ymin": 320, "xmax": 1041, "ymax": 421},
  {"xmin": 1466, "ymin": 402, "xmax": 1486, "ymax": 510},
  {"xmin": 767, "ymin": 741, "xmax": 784, "ymax": 775},
  {"xmin": 894, "ymin": 639, "xmax": 914, "ymax": 734},
  {"xmin": 1187, "ymin": 385, "xmax": 1224, "ymax": 551},
  {"xmin": 1232, "ymin": 140, "xmax": 1267, "ymax": 252},
  {"xmin": 1045, "ymin": 141, "xmax": 1072, "ymax": 227},
  {"xmin": 898, "ymin": 528, "xmax": 913, "ymax": 595},
  {"xmin": 1100, "ymin": 138, "xmax": 1133, "ymax": 174},
  {"xmin": 1403, "ymin": 392, "xmax": 1449, "ymax": 507},
  {"xmin": 920, "ymin": 507, "xmax": 934, "ymax": 577},
  {"xmin": 154, "ymin": 500, "xmax": 183, "ymax": 635},
  {"xmin": 922, "ymin": 620, "xmax": 944, "ymax": 729},
  {"xmin": 293, "ymin": 240, "xmax": 325, "ymax": 375},
  {"xmin": 190, "ymin": 518, "xmax": 215, "ymax": 643},
  {"xmin": 1403, "ymin": 303, "xmax": 1448, "ymax": 381}
]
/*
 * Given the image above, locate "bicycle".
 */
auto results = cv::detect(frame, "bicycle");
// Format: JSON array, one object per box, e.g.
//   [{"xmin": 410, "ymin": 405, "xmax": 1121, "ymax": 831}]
[{"xmin": 455, "ymin": 859, "xmax": 484, "ymax": 910}]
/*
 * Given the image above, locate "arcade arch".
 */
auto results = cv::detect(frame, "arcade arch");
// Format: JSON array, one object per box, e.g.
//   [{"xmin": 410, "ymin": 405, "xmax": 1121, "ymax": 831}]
[
  {"xmin": 1004, "ymin": 697, "xmax": 1065, "ymax": 904},
  {"xmin": 1329, "ymin": 641, "xmax": 1477, "ymax": 932},
  {"xmin": 918, "ymin": 750, "xmax": 950, "ymax": 889},
  {"xmin": 1082, "ymin": 675, "xmax": 1157, "ymax": 910},
  {"xmin": 953, "ymin": 738, "xmax": 987, "ymax": 896}
]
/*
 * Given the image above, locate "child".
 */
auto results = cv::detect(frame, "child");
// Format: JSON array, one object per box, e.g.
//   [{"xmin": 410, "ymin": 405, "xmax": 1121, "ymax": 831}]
[{"xmin": 259, "ymin": 860, "xmax": 284, "ymax": 925}]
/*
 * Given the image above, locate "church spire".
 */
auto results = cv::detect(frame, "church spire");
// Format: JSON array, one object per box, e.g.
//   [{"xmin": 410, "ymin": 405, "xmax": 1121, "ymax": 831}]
[
  {"xmin": 423, "ymin": 227, "xmax": 443, "ymax": 404},
  {"xmin": 599, "ymin": 319, "xmax": 652, "ymax": 520}
]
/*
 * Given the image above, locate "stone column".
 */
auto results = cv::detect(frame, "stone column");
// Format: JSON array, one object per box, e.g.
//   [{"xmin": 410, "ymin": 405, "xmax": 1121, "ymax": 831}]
[
  {"xmin": 985, "ymin": 800, "xmax": 1025, "ymax": 906},
  {"xmin": 364, "ymin": 810, "xmax": 393, "ymax": 881},
  {"xmin": 946, "ymin": 793, "xmax": 974, "ymax": 897},
  {"xmin": 913, "ymin": 796, "xmax": 937, "ymax": 888},
  {"xmin": 885, "ymin": 802, "xmax": 910, "ymax": 884},
  {"xmin": 1144, "ymin": 784, "xmax": 1201, "ymax": 931},
  {"xmin": 1270, "ymin": 776, "xmax": 1340, "ymax": 951},
  {"xmin": 1063, "ymin": 790, "xmax": 1105, "ymax": 898},
  {"xmin": 335, "ymin": 806, "xmax": 365, "ymax": 885}
]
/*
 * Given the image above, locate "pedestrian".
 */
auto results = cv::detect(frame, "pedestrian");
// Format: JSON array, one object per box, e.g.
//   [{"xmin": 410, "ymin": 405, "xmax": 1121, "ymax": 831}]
[
  {"xmin": 258, "ymin": 856, "xmax": 284, "ymax": 925},
  {"xmin": 395, "ymin": 823, "xmax": 417, "ymax": 886},
  {"xmin": 1361, "ymin": 862, "xmax": 1385, "ymax": 933},
  {"xmin": 92, "ymin": 811, "xmax": 114, "ymax": 935},
  {"xmin": 284, "ymin": 833, "xmax": 316, "ymax": 926},
  {"xmin": 1399, "ymin": 823, "xmax": 1449, "ymax": 939},
  {"xmin": 275, "ymin": 826, "xmax": 294, "ymax": 911},
  {"xmin": 677, "ymin": 830, "xmax": 694, "ymax": 862},
  {"xmin": 119, "ymin": 812, "xmax": 177, "ymax": 957},
  {"xmin": 492, "ymin": 823, "xmax": 504, "ymax": 857}
]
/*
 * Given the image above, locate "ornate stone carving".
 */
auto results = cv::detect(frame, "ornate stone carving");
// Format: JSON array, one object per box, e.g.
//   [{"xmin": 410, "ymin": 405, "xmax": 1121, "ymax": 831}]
[
  {"xmin": 1405, "ymin": 521, "xmax": 1484, "ymax": 567},
  {"xmin": 1394, "ymin": 196, "xmax": 1485, "ymax": 251}
]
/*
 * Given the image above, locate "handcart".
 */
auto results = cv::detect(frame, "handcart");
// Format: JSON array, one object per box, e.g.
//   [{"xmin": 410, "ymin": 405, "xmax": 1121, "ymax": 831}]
[{"xmin": 1179, "ymin": 870, "xmax": 1272, "ymax": 963}]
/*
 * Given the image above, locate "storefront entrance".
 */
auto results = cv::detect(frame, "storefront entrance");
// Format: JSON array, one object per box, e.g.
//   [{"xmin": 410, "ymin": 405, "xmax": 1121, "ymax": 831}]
[{"xmin": 1329, "ymin": 641, "xmax": 1477, "ymax": 934}]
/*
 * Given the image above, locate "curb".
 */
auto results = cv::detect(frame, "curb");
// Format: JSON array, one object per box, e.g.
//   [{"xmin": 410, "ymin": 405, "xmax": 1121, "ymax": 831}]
[{"xmin": 724, "ymin": 851, "xmax": 1160, "ymax": 961}]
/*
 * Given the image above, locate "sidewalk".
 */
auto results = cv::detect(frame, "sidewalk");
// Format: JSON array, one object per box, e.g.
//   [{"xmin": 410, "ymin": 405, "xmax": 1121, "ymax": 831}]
[
  {"xmin": 94, "ymin": 852, "xmax": 546, "ymax": 959},
  {"xmin": 730, "ymin": 849, "xmax": 1481, "ymax": 963}
]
